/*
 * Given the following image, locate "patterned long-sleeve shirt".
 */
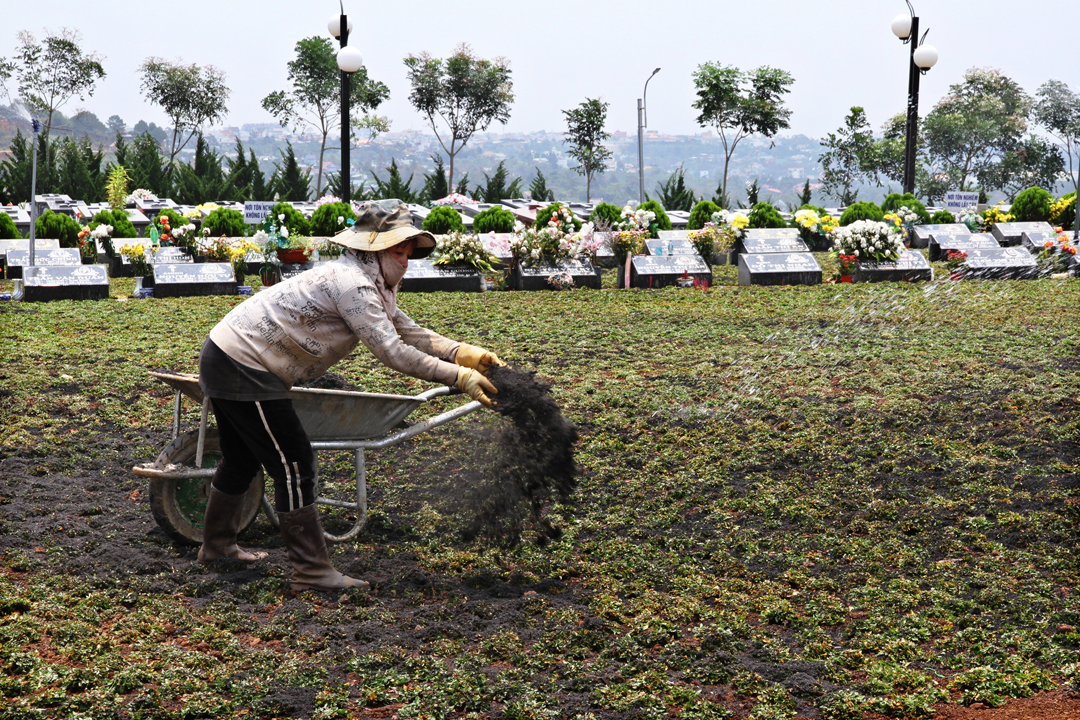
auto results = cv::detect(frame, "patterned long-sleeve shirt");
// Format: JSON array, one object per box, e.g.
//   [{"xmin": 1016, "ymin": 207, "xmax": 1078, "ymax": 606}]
[{"xmin": 209, "ymin": 251, "xmax": 460, "ymax": 388}]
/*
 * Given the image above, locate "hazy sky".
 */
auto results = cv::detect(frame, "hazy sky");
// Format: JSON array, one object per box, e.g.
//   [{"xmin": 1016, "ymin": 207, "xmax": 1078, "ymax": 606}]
[{"xmin": 1, "ymin": 0, "xmax": 1076, "ymax": 142}]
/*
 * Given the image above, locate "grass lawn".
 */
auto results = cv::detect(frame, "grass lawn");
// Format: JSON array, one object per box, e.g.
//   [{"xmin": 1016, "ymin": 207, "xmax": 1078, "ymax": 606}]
[{"xmin": 1, "ymin": 263, "xmax": 1078, "ymax": 719}]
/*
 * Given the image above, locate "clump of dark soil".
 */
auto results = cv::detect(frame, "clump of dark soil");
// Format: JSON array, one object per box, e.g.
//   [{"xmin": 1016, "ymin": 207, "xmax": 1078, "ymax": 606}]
[
  {"xmin": 458, "ymin": 364, "xmax": 578, "ymax": 546},
  {"xmin": 295, "ymin": 372, "xmax": 360, "ymax": 391}
]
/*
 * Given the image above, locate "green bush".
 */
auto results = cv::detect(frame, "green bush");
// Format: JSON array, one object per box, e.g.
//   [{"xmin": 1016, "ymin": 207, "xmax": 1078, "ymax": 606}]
[
  {"xmin": 0, "ymin": 212, "xmax": 20, "ymax": 239},
  {"xmin": 202, "ymin": 208, "xmax": 247, "ymax": 237},
  {"xmin": 534, "ymin": 203, "xmax": 583, "ymax": 232},
  {"xmin": 638, "ymin": 200, "xmax": 671, "ymax": 237},
  {"xmin": 309, "ymin": 201, "xmax": 355, "ymax": 237},
  {"xmin": 687, "ymin": 200, "xmax": 721, "ymax": 230},
  {"xmin": 880, "ymin": 193, "xmax": 931, "ymax": 223},
  {"xmin": 270, "ymin": 202, "xmax": 311, "ymax": 238},
  {"xmin": 92, "ymin": 210, "xmax": 137, "ymax": 239},
  {"xmin": 1009, "ymin": 187, "xmax": 1054, "ymax": 222},
  {"xmin": 1055, "ymin": 192, "xmax": 1076, "ymax": 230},
  {"xmin": 930, "ymin": 209, "xmax": 955, "ymax": 224},
  {"xmin": 155, "ymin": 209, "xmax": 185, "ymax": 229},
  {"xmin": 839, "ymin": 201, "xmax": 884, "ymax": 226},
  {"xmin": 589, "ymin": 202, "xmax": 622, "ymax": 228},
  {"xmin": 422, "ymin": 205, "xmax": 465, "ymax": 234},
  {"xmin": 35, "ymin": 210, "xmax": 81, "ymax": 247},
  {"xmin": 473, "ymin": 206, "xmax": 516, "ymax": 234},
  {"xmin": 748, "ymin": 201, "xmax": 787, "ymax": 229}
]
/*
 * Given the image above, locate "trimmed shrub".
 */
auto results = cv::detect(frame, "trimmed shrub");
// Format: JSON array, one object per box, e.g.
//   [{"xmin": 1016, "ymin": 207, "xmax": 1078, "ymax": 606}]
[
  {"xmin": 1054, "ymin": 192, "xmax": 1076, "ymax": 230},
  {"xmin": 930, "ymin": 209, "xmax": 955, "ymax": 224},
  {"xmin": 154, "ymin": 209, "xmax": 185, "ymax": 231},
  {"xmin": 748, "ymin": 201, "xmax": 787, "ymax": 229},
  {"xmin": 1009, "ymin": 187, "xmax": 1054, "ymax": 222},
  {"xmin": 271, "ymin": 202, "xmax": 311, "ymax": 237},
  {"xmin": 309, "ymin": 201, "xmax": 355, "ymax": 237},
  {"xmin": 0, "ymin": 212, "xmax": 20, "ymax": 240},
  {"xmin": 589, "ymin": 202, "xmax": 622, "ymax": 228},
  {"xmin": 35, "ymin": 210, "xmax": 81, "ymax": 248},
  {"xmin": 688, "ymin": 200, "xmax": 721, "ymax": 230},
  {"xmin": 93, "ymin": 209, "xmax": 137, "ymax": 239},
  {"xmin": 839, "ymin": 201, "xmax": 884, "ymax": 226},
  {"xmin": 473, "ymin": 206, "xmax": 516, "ymax": 234},
  {"xmin": 422, "ymin": 205, "xmax": 465, "ymax": 234},
  {"xmin": 638, "ymin": 200, "xmax": 671, "ymax": 236},
  {"xmin": 880, "ymin": 193, "xmax": 931, "ymax": 223},
  {"xmin": 202, "ymin": 208, "xmax": 247, "ymax": 237},
  {"xmin": 534, "ymin": 202, "xmax": 583, "ymax": 232}
]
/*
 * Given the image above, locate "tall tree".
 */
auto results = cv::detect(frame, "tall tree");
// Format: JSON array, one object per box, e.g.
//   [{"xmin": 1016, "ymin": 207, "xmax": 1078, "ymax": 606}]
[
  {"xmin": 55, "ymin": 136, "xmax": 104, "ymax": 203},
  {"xmin": 173, "ymin": 134, "xmax": 227, "ymax": 205},
  {"xmin": 107, "ymin": 115, "xmax": 126, "ymax": 136},
  {"xmin": 987, "ymin": 135, "xmax": 1065, "ymax": 200},
  {"xmin": 818, "ymin": 107, "xmax": 878, "ymax": 205},
  {"xmin": 692, "ymin": 63, "xmax": 794, "ymax": 209},
  {"xmin": 922, "ymin": 67, "xmax": 1030, "ymax": 193},
  {"xmin": 261, "ymin": 37, "xmax": 389, "ymax": 198},
  {"xmin": 13, "ymin": 28, "xmax": 106, "ymax": 136},
  {"xmin": 404, "ymin": 43, "xmax": 514, "ymax": 189},
  {"xmin": 563, "ymin": 97, "xmax": 612, "ymax": 202},
  {"xmin": 1033, "ymin": 79, "xmax": 1080, "ymax": 198},
  {"xmin": 248, "ymin": 149, "xmax": 269, "ymax": 202},
  {"xmin": 138, "ymin": 57, "xmax": 231, "ymax": 177},
  {"xmin": 128, "ymin": 131, "xmax": 168, "ymax": 197}
]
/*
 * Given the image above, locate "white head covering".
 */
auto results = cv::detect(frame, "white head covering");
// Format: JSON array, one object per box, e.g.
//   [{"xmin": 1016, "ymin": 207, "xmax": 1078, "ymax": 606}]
[{"xmin": 353, "ymin": 249, "xmax": 405, "ymax": 320}]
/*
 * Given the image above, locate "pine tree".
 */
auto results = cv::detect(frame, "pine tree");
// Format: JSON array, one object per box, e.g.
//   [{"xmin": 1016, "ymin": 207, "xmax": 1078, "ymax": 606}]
[
  {"xmin": 271, "ymin": 140, "xmax": 312, "ymax": 202},
  {"xmin": 528, "ymin": 167, "xmax": 554, "ymax": 202},
  {"xmin": 223, "ymin": 138, "xmax": 252, "ymax": 201},
  {"xmin": 799, "ymin": 179, "xmax": 812, "ymax": 206},
  {"xmin": 370, "ymin": 158, "xmax": 417, "ymax": 204},
  {"xmin": 129, "ymin": 131, "xmax": 168, "ymax": 197},
  {"xmin": 655, "ymin": 167, "xmax": 696, "ymax": 212},
  {"xmin": 248, "ymin": 149, "xmax": 268, "ymax": 201},
  {"xmin": 473, "ymin": 160, "xmax": 522, "ymax": 204},
  {"xmin": 113, "ymin": 132, "xmax": 129, "ymax": 169},
  {"xmin": 454, "ymin": 172, "xmax": 470, "ymax": 197},
  {"xmin": 418, "ymin": 154, "xmax": 449, "ymax": 204}
]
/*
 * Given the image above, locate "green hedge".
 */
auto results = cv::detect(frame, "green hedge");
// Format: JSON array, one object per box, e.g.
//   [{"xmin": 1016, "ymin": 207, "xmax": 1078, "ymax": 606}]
[
  {"xmin": 309, "ymin": 201, "xmax": 355, "ymax": 237},
  {"xmin": 839, "ymin": 201, "xmax": 884, "ymax": 226},
  {"xmin": 589, "ymin": 202, "xmax": 622, "ymax": 228},
  {"xmin": 688, "ymin": 200, "xmax": 721, "ymax": 230},
  {"xmin": 422, "ymin": 206, "xmax": 465, "ymax": 234},
  {"xmin": 1010, "ymin": 187, "xmax": 1053, "ymax": 222},
  {"xmin": 473, "ymin": 206, "xmax": 516, "ymax": 234},
  {"xmin": 202, "ymin": 208, "xmax": 247, "ymax": 238},
  {"xmin": 35, "ymin": 210, "xmax": 81, "ymax": 247},
  {"xmin": 271, "ymin": 202, "xmax": 311, "ymax": 237},
  {"xmin": 0, "ymin": 212, "xmax": 20, "ymax": 240},
  {"xmin": 747, "ymin": 202, "xmax": 787, "ymax": 229}
]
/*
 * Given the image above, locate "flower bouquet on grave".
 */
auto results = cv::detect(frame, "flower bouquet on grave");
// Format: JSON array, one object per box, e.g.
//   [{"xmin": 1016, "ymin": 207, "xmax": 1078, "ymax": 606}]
[
  {"xmin": 1036, "ymin": 231, "xmax": 1077, "ymax": 274},
  {"xmin": 603, "ymin": 229, "xmax": 648, "ymax": 264},
  {"xmin": 198, "ymin": 234, "xmax": 232, "ymax": 263},
  {"xmin": 945, "ymin": 249, "xmax": 968, "ymax": 279},
  {"xmin": 77, "ymin": 225, "xmax": 98, "ymax": 261},
  {"xmin": 793, "ymin": 209, "xmax": 838, "ymax": 250},
  {"xmin": 687, "ymin": 222, "xmax": 729, "ymax": 260},
  {"xmin": 510, "ymin": 226, "xmax": 580, "ymax": 270},
  {"xmin": 228, "ymin": 239, "xmax": 260, "ymax": 284},
  {"xmin": 980, "ymin": 202, "xmax": 1014, "ymax": 232},
  {"xmin": 126, "ymin": 188, "xmax": 157, "ymax": 205},
  {"xmin": 829, "ymin": 220, "xmax": 904, "ymax": 265},
  {"xmin": 617, "ymin": 205, "xmax": 657, "ymax": 237},
  {"xmin": 432, "ymin": 231, "xmax": 498, "ymax": 273},
  {"xmin": 835, "ymin": 253, "xmax": 858, "ymax": 281},
  {"xmin": 884, "ymin": 206, "xmax": 920, "ymax": 247},
  {"xmin": 118, "ymin": 242, "xmax": 152, "ymax": 278},
  {"xmin": 955, "ymin": 205, "xmax": 983, "ymax": 234}
]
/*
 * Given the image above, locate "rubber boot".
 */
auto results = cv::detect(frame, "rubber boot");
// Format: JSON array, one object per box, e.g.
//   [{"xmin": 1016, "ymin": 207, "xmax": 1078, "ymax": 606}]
[
  {"xmin": 279, "ymin": 504, "xmax": 369, "ymax": 592},
  {"xmin": 197, "ymin": 486, "xmax": 268, "ymax": 563}
]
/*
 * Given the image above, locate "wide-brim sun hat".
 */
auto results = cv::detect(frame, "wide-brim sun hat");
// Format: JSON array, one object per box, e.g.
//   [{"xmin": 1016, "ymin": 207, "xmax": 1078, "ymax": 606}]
[{"xmin": 332, "ymin": 199, "xmax": 436, "ymax": 259}]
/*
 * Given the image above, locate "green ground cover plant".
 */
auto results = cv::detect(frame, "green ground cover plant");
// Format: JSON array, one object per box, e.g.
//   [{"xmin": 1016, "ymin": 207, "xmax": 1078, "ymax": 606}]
[{"xmin": 0, "ymin": 268, "xmax": 1078, "ymax": 718}]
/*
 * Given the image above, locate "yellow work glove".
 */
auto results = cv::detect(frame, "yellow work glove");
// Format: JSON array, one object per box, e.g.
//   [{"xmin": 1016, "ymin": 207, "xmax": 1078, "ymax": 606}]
[
  {"xmin": 454, "ymin": 367, "xmax": 497, "ymax": 407},
  {"xmin": 454, "ymin": 343, "xmax": 506, "ymax": 376}
]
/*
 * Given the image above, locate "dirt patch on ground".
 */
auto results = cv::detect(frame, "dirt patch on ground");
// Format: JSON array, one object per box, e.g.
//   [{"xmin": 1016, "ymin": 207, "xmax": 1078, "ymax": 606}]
[{"xmin": 865, "ymin": 690, "xmax": 1080, "ymax": 720}]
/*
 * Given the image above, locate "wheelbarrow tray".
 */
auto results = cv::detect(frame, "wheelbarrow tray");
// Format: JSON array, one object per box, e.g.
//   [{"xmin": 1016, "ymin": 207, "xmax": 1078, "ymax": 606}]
[{"xmin": 149, "ymin": 370, "xmax": 427, "ymax": 441}]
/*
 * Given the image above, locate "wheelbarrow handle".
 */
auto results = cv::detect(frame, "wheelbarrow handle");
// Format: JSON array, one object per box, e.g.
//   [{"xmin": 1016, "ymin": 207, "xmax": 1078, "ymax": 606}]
[{"xmin": 415, "ymin": 385, "xmax": 463, "ymax": 401}]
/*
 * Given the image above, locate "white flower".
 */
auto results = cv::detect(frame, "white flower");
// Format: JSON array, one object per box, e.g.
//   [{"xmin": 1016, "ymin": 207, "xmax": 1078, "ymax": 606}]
[
  {"xmin": 278, "ymin": 214, "xmax": 285, "ymax": 222},
  {"xmin": 253, "ymin": 230, "xmax": 268, "ymax": 243},
  {"xmin": 337, "ymin": 216, "xmax": 344, "ymax": 225},
  {"xmin": 281, "ymin": 227, "xmax": 290, "ymax": 239}
]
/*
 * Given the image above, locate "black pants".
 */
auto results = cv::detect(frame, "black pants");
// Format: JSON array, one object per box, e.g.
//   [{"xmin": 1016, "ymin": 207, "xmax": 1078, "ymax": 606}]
[{"xmin": 210, "ymin": 397, "xmax": 316, "ymax": 512}]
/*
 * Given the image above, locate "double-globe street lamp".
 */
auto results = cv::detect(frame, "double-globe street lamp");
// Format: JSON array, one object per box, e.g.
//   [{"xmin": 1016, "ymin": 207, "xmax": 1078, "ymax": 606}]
[
  {"xmin": 892, "ymin": 1, "xmax": 939, "ymax": 196},
  {"xmin": 328, "ymin": 3, "xmax": 365, "ymax": 204},
  {"xmin": 637, "ymin": 68, "xmax": 661, "ymax": 206}
]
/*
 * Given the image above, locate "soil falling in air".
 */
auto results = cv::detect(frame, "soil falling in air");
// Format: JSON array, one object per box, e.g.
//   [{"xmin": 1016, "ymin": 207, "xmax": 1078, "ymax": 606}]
[{"xmin": 459, "ymin": 364, "xmax": 579, "ymax": 546}]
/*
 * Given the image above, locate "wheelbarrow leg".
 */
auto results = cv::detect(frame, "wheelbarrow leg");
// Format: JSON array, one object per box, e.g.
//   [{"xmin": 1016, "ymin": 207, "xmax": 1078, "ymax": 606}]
[{"xmin": 172, "ymin": 391, "xmax": 183, "ymax": 439}]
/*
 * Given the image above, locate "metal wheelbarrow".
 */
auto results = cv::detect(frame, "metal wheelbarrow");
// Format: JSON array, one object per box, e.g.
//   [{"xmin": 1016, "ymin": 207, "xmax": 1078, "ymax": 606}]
[{"xmin": 133, "ymin": 370, "xmax": 482, "ymax": 543}]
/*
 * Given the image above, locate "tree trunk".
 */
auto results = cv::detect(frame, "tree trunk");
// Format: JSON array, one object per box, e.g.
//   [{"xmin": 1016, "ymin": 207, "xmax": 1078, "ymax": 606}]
[{"xmin": 316, "ymin": 136, "xmax": 326, "ymax": 199}]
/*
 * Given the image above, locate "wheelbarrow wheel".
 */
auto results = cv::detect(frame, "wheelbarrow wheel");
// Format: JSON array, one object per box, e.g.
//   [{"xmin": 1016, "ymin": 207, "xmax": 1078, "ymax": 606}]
[{"xmin": 148, "ymin": 429, "xmax": 265, "ymax": 545}]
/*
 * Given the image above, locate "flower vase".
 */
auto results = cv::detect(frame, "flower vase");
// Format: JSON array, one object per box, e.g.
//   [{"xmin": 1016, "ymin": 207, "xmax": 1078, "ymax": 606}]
[
  {"xmin": 949, "ymin": 270, "xmax": 962, "ymax": 281},
  {"xmin": 276, "ymin": 249, "xmax": 309, "ymax": 264},
  {"xmin": 840, "ymin": 275, "xmax": 853, "ymax": 283},
  {"xmin": 134, "ymin": 276, "xmax": 144, "ymax": 291}
]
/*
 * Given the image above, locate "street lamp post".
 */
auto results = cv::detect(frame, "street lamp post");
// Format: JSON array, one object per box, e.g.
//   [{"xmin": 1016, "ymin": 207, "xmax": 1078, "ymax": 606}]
[
  {"xmin": 329, "ymin": 4, "xmax": 363, "ymax": 204},
  {"xmin": 892, "ymin": 1, "xmax": 938, "ymax": 196},
  {"xmin": 637, "ymin": 68, "xmax": 660, "ymax": 206}
]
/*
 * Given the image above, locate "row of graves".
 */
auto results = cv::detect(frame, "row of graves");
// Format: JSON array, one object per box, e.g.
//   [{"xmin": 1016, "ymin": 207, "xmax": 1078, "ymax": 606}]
[{"xmin": 712, "ymin": 220, "xmax": 1062, "ymax": 287}]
